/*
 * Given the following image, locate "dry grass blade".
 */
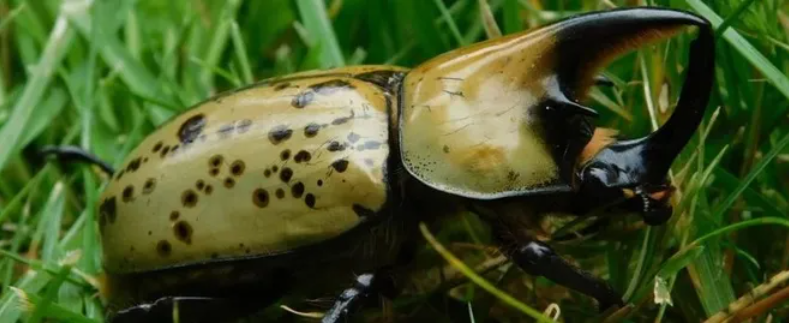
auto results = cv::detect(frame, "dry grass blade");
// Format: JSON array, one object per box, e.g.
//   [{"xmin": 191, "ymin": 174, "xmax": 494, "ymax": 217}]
[{"xmin": 704, "ymin": 270, "xmax": 789, "ymax": 322}]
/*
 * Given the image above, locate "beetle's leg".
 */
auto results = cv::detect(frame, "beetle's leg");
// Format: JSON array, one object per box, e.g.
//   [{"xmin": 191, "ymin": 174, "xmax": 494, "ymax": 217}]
[
  {"xmin": 111, "ymin": 296, "xmax": 259, "ymax": 322},
  {"xmin": 40, "ymin": 145, "xmax": 115, "ymax": 176},
  {"xmin": 322, "ymin": 272, "xmax": 383, "ymax": 323},
  {"xmin": 506, "ymin": 240, "xmax": 623, "ymax": 311}
]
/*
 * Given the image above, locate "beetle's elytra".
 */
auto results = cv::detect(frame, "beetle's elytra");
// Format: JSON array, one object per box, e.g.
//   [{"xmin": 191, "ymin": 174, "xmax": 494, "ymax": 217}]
[{"xmin": 47, "ymin": 7, "xmax": 715, "ymax": 322}]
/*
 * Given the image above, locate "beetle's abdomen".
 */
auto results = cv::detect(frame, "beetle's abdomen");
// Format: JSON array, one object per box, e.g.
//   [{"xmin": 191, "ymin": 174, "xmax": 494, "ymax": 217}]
[{"xmin": 99, "ymin": 66, "xmax": 406, "ymax": 273}]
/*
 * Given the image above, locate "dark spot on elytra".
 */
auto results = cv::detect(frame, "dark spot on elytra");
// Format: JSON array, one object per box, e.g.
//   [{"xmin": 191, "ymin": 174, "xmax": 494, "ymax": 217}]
[
  {"xmin": 253, "ymin": 189, "xmax": 269, "ymax": 208},
  {"xmin": 98, "ymin": 213, "xmax": 107, "ymax": 230},
  {"xmin": 182, "ymin": 190, "xmax": 198, "ymax": 208},
  {"xmin": 291, "ymin": 91, "xmax": 315, "ymax": 108},
  {"xmin": 143, "ymin": 157, "xmax": 149, "ymax": 163},
  {"xmin": 327, "ymin": 141, "xmax": 346, "ymax": 152},
  {"xmin": 174, "ymin": 221, "xmax": 193, "ymax": 244},
  {"xmin": 294, "ymin": 150, "xmax": 311, "ymax": 163},
  {"xmin": 205, "ymin": 185, "xmax": 214, "ymax": 195},
  {"xmin": 352, "ymin": 204, "xmax": 376, "ymax": 219},
  {"xmin": 99, "ymin": 197, "xmax": 117, "ymax": 224},
  {"xmin": 218, "ymin": 124, "xmax": 235, "ymax": 139},
  {"xmin": 274, "ymin": 82, "xmax": 290, "ymax": 91},
  {"xmin": 305, "ymin": 193, "xmax": 316, "ymax": 208},
  {"xmin": 224, "ymin": 177, "xmax": 236, "ymax": 188},
  {"xmin": 280, "ymin": 150, "xmax": 291, "ymax": 161},
  {"xmin": 157, "ymin": 240, "xmax": 172, "ymax": 257},
  {"xmin": 272, "ymin": 166, "xmax": 279, "ymax": 172},
  {"xmin": 276, "ymin": 188, "xmax": 285, "ymax": 199},
  {"xmin": 210, "ymin": 155, "xmax": 224, "ymax": 168},
  {"xmin": 268, "ymin": 126, "xmax": 293, "ymax": 144},
  {"xmin": 196, "ymin": 180, "xmax": 205, "ymax": 190},
  {"xmin": 291, "ymin": 182, "xmax": 305, "ymax": 198},
  {"xmin": 309, "ymin": 79, "xmax": 355, "ymax": 95},
  {"xmin": 304, "ymin": 123, "xmax": 320, "ymax": 137},
  {"xmin": 172, "ymin": 144, "xmax": 180, "ymax": 152},
  {"xmin": 507, "ymin": 171, "xmax": 520, "ymax": 181},
  {"xmin": 170, "ymin": 211, "xmax": 180, "ymax": 221},
  {"xmin": 317, "ymin": 180, "xmax": 323, "ymax": 187},
  {"xmin": 152, "ymin": 142, "xmax": 163, "ymax": 153},
  {"xmin": 332, "ymin": 110, "xmax": 355, "ymax": 125},
  {"xmin": 347, "ymin": 132, "xmax": 361, "ymax": 143},
  {"xmin": 161, "ymin": 146, "xmax": 171, "ymax": 158},
  {"xmin": 358, "ymin": 141, "xmax": 382, "ymax": 151},
  {"xmin": 230, "ymin": 160, "xmax": 245, "ymax": 176},
  {"xmin": 143, "ymin": 178, "xmax": 156, "ymax": 195},
  {"xmin": 264, "ymin": 169, "xmax": 272, "ymax": 178},
  {"xmin": 332, "ymin": 159, "xmax": 349, "ymax": 173},
  {"xmin": 209, "ymin": 168, "xmax": 220, "ymax": 177},
  {"xmin": 280, "ymin": 167, "xmax": 293, "ymax": 182},
  {"xmin": 179, "ymin": 114, "xmax": 206, "ymax": 144},
  {"xmin": 237, "ymin": 119, "xmax": 252, "ymax": 133},
  {"xmin": 443, "ymin": 145, "xmax": 450, "ymax": 153},
  {"xmin": 126, "ymin": 158, "xmax": 142, "ymax": 173},
  {"xmin": 122, "ymin": 186, "xmax": 134, "ymax": 202}
]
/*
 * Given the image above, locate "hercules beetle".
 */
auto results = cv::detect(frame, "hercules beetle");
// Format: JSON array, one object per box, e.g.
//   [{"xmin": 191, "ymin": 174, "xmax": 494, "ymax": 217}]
[{"xmin": 44, "ymin": 7, "xmax": 714, "ymax": 322}]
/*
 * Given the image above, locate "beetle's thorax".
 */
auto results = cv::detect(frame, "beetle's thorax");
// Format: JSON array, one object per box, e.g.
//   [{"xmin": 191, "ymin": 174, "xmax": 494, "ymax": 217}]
[{"xmin": 399, "ymin": 28, "xmax": 588, "ymax": 200}]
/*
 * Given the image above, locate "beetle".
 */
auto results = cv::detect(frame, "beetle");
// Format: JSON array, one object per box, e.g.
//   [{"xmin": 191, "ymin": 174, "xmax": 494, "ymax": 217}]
[{"xmin": 44, "ymin": 7, "xmax": 714, "ymax": 322}]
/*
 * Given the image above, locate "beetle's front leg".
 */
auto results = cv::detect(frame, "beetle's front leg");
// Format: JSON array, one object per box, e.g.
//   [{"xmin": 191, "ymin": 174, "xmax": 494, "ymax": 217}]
[
  {"xmin": 322, "ymin": 272, "xmax": 385, "ymax": 323},
  {"xmin": 505, "ymin": 240, "xmax": 623, "ymax": 311}
]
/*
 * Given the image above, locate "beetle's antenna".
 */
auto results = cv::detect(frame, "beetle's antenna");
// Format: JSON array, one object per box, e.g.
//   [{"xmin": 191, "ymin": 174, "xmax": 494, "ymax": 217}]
[{"xmin": 40, "ymin": 145, "xmax": 116, "ymax": 176}]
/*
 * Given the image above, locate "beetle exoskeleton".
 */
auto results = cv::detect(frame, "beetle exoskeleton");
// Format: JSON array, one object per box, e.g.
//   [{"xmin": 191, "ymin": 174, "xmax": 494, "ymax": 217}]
[{"xmin": 46, "ymin": 7, "xmax": 714, "ymax": 322}]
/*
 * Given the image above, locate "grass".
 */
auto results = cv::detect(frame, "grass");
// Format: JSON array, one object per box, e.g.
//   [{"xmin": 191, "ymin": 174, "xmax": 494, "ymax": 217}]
[{"xmin": 1, "ymin": 0, "xmax": 789, "ymax": 322}]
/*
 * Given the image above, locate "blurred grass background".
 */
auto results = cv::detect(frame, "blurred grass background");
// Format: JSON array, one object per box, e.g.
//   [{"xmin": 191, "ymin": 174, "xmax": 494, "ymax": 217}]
[{"xmin": 1, "ymin": 0, "xmax": 789, "ymax": 322}]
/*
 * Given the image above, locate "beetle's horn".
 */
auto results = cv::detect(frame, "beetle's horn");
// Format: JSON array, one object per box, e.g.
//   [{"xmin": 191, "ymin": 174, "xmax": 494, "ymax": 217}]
[
  {"xmin": 549, "ymin": 8, "xmax": 712, "ymax": 101},
  {"xmin": 639, "ymin": 23, "xmax": 715, "ymax": 181},
  {"xmin": 578, "ymin": 9, "xmax": 715, "ymax": 186}
]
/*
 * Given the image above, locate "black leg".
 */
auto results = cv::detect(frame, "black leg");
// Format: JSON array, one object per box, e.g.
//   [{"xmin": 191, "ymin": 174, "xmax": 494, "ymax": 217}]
[
  {"xmin": 111, "ymin": 296, "xmax": 260, "ymax": 322},
  {"xmin": 507, "ymin": 240, "xmax": 623, "ymax": 311},
  {"xmin": 322, "ymin": 273, "xmax": 379, "ymax": 323},
  {"xmin": 40, "ymin": 145, "xmax": 115, "ymax": 176}
]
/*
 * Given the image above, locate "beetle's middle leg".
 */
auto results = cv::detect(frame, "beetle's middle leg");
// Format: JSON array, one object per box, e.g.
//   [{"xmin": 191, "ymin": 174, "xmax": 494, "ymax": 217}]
[{"xmin": 504, "ymin": 239, "xmax": 623, "ymax": 311}]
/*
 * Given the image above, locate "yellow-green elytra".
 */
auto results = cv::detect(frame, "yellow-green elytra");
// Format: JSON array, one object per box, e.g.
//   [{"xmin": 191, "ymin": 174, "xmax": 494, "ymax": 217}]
[
  {"xmin": 99, "ymin": 65, "xmax": 405, "ymax": 273},
  {"xmin": 92, "ymin": 7, "xmax": 715, "ymax": 322}
]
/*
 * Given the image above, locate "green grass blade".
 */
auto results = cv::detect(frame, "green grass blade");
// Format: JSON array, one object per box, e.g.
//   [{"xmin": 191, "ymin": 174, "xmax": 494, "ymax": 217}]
[
  {"xmin": 230, "ymin": 21, "xmax": 254, "ymax": 84},
  {"xmin": 420, "ymin": 223, "xmax": 553, "ymax": 323},
  {"xmin": 295, "ymin": 0, "xmax": 345, "ymax": 68},
  {"xmin": 0, "ymin": 13, "xmax": 73, "ymax": 172},
  {"xmin": 433, "ymin": 0, "xmax": 467, "ymax": 46},
  {"xmin": 688, "ymin": 0, "xmax": 789, "ymax": 101},
  {"xmin": 710, "ymin": 131, "xmax": 789, "ymax": 223}
]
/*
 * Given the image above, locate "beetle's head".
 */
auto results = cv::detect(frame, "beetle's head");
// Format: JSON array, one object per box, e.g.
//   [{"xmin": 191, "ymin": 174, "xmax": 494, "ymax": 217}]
[{"xmin": 576, "ymin": 21, "xmax": 714, "ymax": 225}]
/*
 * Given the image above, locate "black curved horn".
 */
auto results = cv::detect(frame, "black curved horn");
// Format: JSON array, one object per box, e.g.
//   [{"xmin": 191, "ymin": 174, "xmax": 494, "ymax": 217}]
[{"xmin": 579, "ymin": 10, "xmax": 715, "ymax": 188}]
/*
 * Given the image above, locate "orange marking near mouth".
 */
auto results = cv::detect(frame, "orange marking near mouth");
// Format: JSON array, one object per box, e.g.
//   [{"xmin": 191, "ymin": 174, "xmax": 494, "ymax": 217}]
[{"xmin": 579, "ymin": 128, "xmax": 618, "ymax": 166}]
